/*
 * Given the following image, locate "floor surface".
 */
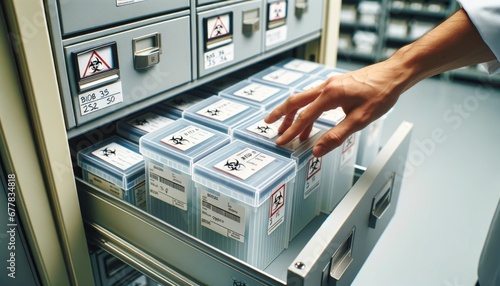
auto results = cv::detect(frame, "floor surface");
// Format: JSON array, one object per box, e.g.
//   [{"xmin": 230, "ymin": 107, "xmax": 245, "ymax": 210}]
[{"xmin": 335, "ymin": 61, "xmax": 500, "ymax": 286}]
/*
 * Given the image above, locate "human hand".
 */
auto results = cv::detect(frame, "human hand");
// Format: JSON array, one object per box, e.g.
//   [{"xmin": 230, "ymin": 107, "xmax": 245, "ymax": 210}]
[{"xmin": 264, "ymin": 60, "xmax": 408, "ymax": 157}]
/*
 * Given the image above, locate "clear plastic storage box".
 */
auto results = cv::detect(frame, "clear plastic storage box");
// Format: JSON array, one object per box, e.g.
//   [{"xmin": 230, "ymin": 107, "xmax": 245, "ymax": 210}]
[
  {"xmin": 139, "ymin": 119, "xmax": 231, "ymax": 237},
  {"xmin": 273, "ymin": 57, "xmax": 326, "ymax": 76},
  {"xmin": 315, "ymin": 107, "xmax": 360, "ymax": 213},
  {"xmin": 160, "ymin": 90, "xmax": 212, "ymax": 118},
  {"xmin": 218, "ymin": 79, "xmax": 292, "ymax": 111},
  {"xmin": 232, "ymin": 115, "xmax": 335, "ymax": 240},
  {"xmin": 116, "ymin": 107, "xmax": 178, "ymax": 143},
  {"xmin": 183, "ymin": 96, "xmax": 261, "ymax": 134},
  {"xmin": 357, "ymin": 114, "xmax": 388, "ymax": 167},
  {"xmin": 192, "ymin": 140, "xmax": 296, "ymax": 270},
  {"xmin": 294, "ymin": 76, "xmax": 327, "ymax": 93},
  {"xmin": 77, "ymin": 136, "xmax": 146, "ymax": 210},
  {"xmin": 248, "ymin": 66, "xmax": 311, "ymax": 90}
]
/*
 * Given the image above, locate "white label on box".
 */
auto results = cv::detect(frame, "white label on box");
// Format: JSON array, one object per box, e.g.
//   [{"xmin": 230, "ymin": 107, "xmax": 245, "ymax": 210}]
[
  {"xmin": 201, "ymin": 189, "xmax": 246, "ymax": 243},
  {"xmin": 86, "ymin": 172, "xmax": 124, "ymax": 199},
  {"xmin": 340, "ymin": 134, "xmax": 356, "ymax": 169},
  {"xmin": 148, "ymin": 162, "xmax": 188, "ymax": 211},
  {"xmin": 91, "ymin": 142, "xmax": 143, "ymax": 170},
  {"xmin": 245, "ymin": 119, "xmax": 320, "ymax": 150},
  {"xmin": 304, "ymin": 156, "xmax": 322, "ymax": 199},
  {"xmin": 133, "ymin": 181, "xmax": 147, "ymax": 211},
  {"xmin": 196, "ymin": 99, "xmax": 249, "ymax": 122},
  {"xmin": 127, "ymin": 112, "xmax": 175, "ymax": 133},
  {"xmin": 246, "ymin": 119, "xmax": 281, "ymax": 139},
  {"xmin": 319, "ymin": 107, "xmax": 346, "ymax": 126},
  {"xmin": 205, "ymin": 44, "xmax": 234, "ymax": 70},
  {"xmin": 266, "ymin": 25, "xmax": 287, "ymax": 47},
  {"xmin": 233, "ymin": 83, "xmax": 281, "ymax": 102},
  {"xmin": 300, "ymin": 79, "xmax": 325, "ymax": 91},
  {"xmin": 163, "ymin": 93, "xmax": 205, "ymax": 111},
  {"xmin": 160, "ymin": 125, "xmax": 215, "ymax": 152},
  {"xmin": 283, "ymin": 60, "xmax": 320, "ymax": 73},
  {"xmin": 268, "ymin": 184, "xmax": 286, "ymax": 235},
  {"xmin": 214, "ymin": 148, "xmax": 276, "ymax": 180},
  {"xmin": 116, "ymin": 0, "xmax": 145, "ymax": 6},
  {"xmin": 79, "ymin": 81, "xmax": 123, "ymax": 116},
  {"xmin": 262, "ymin": 69, "xmax": 304, "ymax": 86}
]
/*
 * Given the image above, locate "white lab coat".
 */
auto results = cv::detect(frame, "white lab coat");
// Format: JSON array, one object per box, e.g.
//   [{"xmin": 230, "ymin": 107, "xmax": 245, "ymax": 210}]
[{"xmin": 458, "ymin": 0, "xmax": 500, "ymax": 74}]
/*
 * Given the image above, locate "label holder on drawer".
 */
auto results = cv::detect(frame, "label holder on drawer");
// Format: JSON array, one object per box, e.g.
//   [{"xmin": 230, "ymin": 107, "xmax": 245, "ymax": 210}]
[
  {"xmin": 204, "ymin": 12, "xmax": 234, "ymax": 51},
  {"xmin": 72, "ymin": 42, "xmax": 120, "ymax": 93}
]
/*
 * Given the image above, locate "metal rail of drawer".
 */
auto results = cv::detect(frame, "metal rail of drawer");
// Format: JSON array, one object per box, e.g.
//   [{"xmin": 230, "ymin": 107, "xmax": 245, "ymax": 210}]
[{"xmin": 78, "ymin": 121, "xmax": 413, "ymax": 285}]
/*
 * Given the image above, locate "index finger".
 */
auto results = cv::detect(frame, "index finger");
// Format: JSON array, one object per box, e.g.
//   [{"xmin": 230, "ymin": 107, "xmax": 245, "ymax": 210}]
[{"xmin": 264, "ymin": 85, "xmax": 323, "ymax": 124}]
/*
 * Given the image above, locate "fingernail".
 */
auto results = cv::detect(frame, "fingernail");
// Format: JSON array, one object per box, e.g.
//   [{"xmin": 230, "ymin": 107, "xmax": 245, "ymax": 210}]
[{"xmin": 313, "ymin": 145, "xmax": 326, "ymax": 157}]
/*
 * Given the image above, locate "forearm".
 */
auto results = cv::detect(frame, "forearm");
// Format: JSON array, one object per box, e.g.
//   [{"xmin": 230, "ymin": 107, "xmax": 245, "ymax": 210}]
[{"xmin": 388, "ymin": 8, "xmax": 496, "ymax": 92}]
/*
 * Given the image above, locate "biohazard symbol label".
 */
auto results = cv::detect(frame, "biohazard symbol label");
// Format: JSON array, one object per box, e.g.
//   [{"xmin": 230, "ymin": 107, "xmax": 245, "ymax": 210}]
[
  {"xmin": 270, "ymin": 185, "xmax": 285, "ymax": 216},
  {"xmin": 269, "ymin": 1, "xmax": 287, "ymax": 22},
  {"xmin": 207, "ymin": 15, "xmax": 231, "ymax": 39},
  {"xmin": 82, "ymin": 50, "xmax": 112, "ymax": 78}
]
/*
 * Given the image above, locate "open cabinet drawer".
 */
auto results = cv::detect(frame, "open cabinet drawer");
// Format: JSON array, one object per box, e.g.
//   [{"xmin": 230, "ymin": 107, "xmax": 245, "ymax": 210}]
[{"xmin": 77, "ymin": 121, "xmax": 413, "ymax": 285}]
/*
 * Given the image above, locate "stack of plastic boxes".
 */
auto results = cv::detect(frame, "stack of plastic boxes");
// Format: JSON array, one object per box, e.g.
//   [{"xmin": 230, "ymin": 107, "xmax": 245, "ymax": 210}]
[
  {"xmin": 232, "ymin": 114, "xmax": 335, "ymax": 239},
  {"xmin": 192, "ymin": 140, "xmax": 296, "ymax": 269},
  {"xmin": 218, "ymin": 79, "xmax": 292, "ymax": 111},
  {"xmin": 183, "ymin": 96, "xmax": 261, "ymax": 135},
  {"xmin": 77, "ymin": 136, "xmax": 146, "ymax": 210},
  {"xmin": 116, "ymin": 107, "xmax": 178, "ymax": 144},
  {"xmin": 315, "ymin": 107, "xmax": 359, "ymax": 213},
  {"xmin": 248, "ymin": 66, "xmax": 311, "ymax": 91},
  {"xmin": 160, "ymin": 90, "xmax": 212, "ymax": 118},
  {"xmin": 139, "ymin": 119, "xmax": 230, "ymax": 237}
]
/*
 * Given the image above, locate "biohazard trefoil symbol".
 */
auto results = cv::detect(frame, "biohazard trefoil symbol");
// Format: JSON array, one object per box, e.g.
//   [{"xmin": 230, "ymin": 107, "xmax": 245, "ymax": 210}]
[
  {"xmin": 134, "ymin": 118, "xmax": 149, "ymax": 126},
  {"xmin": 309, "ymin": 157, "xmax": 321, "ymax": 175},
  {"xmin": 273, "ymin": 190, "xmax": 284, "ymax": 210},
  {"xmin": 100, "ymin": 147, "xmax": 116, "ymax": 157},
  {"xmin": 206, "ymin": 108, "xmax": 220, "ymax": 116},
  {"xmin": 169, "ymin": 136, "xmax": 189, "ymax": 145},
  {"xmin": 224, "ymin": 159, "xmax": 245, "ymax": 171},
  {"xmin": 89, "ymin": 57, "xmax": 103, "ymax": 74},
  {"xmin": 256, "ymin": 125, "xmax": 271, "ymax": 134}
]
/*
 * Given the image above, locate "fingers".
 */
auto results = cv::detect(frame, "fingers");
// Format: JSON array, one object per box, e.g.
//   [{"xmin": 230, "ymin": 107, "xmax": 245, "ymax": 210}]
[
  {"xmin": 275, "ymin": 90, "xmax": 333, "ymax": 145},
  {"xmin": 264, "ymin": 84, "xmax": 323, "ymax": 124},
  {"xmin": 312, "ymin": 112, "xmax": 365, "ymax": 157}
]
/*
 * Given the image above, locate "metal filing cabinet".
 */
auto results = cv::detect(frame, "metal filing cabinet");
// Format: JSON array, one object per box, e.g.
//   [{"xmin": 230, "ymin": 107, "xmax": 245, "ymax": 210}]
[
  {"xmin": 0, "ymin": 1, "xmax": 417, "ymax": 285},
  {"xmin": 264, "ymin": 0, "xmax": 324, "ymax": 51},
  {"xmin": 196, "ymin": 0, "xmax": 263, "ymax": 77}
]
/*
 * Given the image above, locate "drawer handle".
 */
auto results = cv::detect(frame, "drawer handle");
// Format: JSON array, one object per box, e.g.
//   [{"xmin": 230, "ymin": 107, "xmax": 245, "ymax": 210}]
[
  {"xmin": 369, "ymin": 173, "xmax": 394, "ymax": 229},
  {"xmin": 329, "ymin": 228, "xmax": 355, "ymax": 284},
  {"xmin": 295, "ymin": 2, "xmax": 308, "ymax": 17}
]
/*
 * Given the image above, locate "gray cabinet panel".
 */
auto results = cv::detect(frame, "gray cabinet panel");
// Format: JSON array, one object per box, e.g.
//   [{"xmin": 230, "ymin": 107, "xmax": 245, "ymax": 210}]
[{"xmin": 57, "ymin": 0, "xmax": 189, "ymax": 35}]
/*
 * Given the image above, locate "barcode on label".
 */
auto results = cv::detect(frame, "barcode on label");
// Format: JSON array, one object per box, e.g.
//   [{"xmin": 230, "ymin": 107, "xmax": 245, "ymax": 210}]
[
  {"xmin": 150, "ymin": 173, "xmax": 185, "ymax": 193},
  {"xmin": 202, "ymin": 201, "xmax": 240, "ymax": 223}
]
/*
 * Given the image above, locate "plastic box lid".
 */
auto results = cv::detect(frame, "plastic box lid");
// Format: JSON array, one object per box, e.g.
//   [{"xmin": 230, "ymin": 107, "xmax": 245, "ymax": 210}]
[
  {"xmin": 193, "ymin": 140, "xmax": 296, "ymax": 207},
  {"xmin": 317, "ymin": 67, "xmax": 349, "ymax": 79},
  {"xmin": 273, "ymin": 58, "xmax": 326, "ymax": 75},
  {"xmin": 183, "ymin": 96, "xmax": 262, "ymax": 134},
  {"xmin": 316, "ymin": 107, "xmax": 346, "ymax": 128},
  {"xmin": 232, "ymin": 114, "xmax": 325, "ymax": 169},
  {"xmin": 218, "ymin": 79, "xmax": 292, "ymax": 111},
  {"xmin": 248, "ymin": 66, "xmax": 311, "ymax": 90},
  {"xmin": 294, "ymin": 76, "xmax": 327, "ymax": 93},
  {"xmin": 139, "ymin": 119, "xmax": 231, "ymax": 175},
  {"xmin": 77, "ymin": 136, "xmax": 145, "ymax": 189},
  {"xmin": 161, "ymin": 89, "xmax": 213, "ymax": 118},
  {"xmin": 116, "ymin": 107, "xmax": 178, "ymax": 143}
]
